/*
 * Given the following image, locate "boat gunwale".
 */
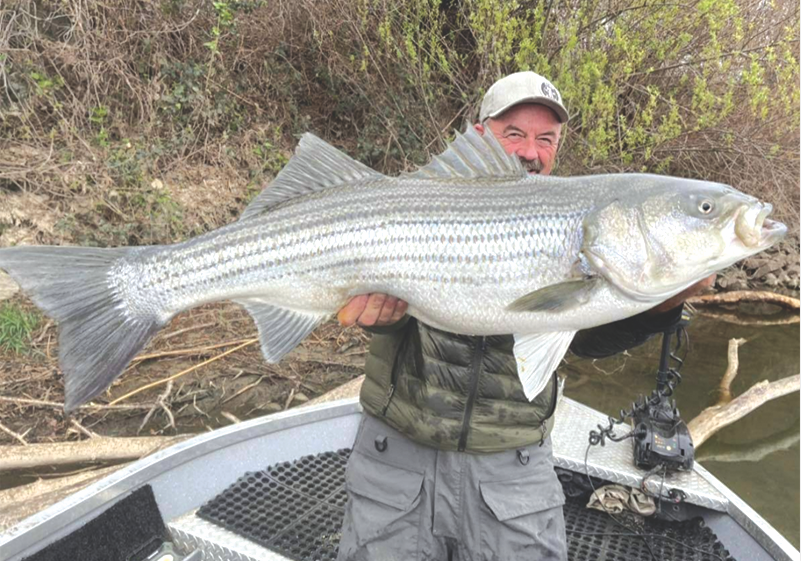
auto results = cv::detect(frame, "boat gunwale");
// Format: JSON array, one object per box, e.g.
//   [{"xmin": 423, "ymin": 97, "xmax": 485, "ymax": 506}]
[
  {"xmin": 0, "ymin": 400, "xmax": 363, "ymax": 561},
  {"xmin": 1, "ymin": 397, "xmax": 797, "ymax": 561}
]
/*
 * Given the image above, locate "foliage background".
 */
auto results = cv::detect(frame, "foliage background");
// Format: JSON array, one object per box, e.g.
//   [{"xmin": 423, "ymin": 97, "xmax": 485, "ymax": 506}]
[{"xmin": 1, "ymin": 0, "xmax": 798, "ymax": 257}]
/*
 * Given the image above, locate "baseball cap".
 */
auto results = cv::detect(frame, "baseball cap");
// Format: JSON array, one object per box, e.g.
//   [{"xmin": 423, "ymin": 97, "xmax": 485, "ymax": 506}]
[{"xmin": 479, "ymin": 71, "xmax": 569, "ymax": 123}]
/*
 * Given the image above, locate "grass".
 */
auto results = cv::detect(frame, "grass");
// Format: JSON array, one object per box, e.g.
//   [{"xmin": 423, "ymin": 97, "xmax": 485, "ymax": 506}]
[{"xmin": 0, "ymin": 302, "xmax": 41, "ymax": 354}]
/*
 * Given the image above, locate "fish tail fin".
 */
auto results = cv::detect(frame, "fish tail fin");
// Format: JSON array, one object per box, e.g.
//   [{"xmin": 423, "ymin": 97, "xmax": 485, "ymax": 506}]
[{"xmin": 0, "ymin": 246, "xmax": 165, "ymax": 411}]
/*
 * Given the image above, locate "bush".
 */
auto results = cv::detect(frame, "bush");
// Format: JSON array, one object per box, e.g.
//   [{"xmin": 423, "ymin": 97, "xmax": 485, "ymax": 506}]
[{"xmin": 0, "ymin": 0, "xmax": 798, "ymax": 241}]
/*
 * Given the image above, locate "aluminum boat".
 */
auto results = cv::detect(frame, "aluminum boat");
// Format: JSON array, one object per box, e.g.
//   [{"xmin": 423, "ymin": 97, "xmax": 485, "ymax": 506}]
[{"xmin": 1, "ymin": 396, "xmax": 798, "ymax": 561}]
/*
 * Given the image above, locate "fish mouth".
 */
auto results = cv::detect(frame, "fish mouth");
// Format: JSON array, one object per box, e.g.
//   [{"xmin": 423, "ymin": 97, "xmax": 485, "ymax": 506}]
[{"xmin": 734, "ymin": 203, "xmax": 787, "ymax": 248}]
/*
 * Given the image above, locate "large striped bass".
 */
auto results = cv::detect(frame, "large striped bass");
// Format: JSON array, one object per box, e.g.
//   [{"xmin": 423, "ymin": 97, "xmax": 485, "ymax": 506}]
[{"xmin": 0, "ymin": 128, "xmax": 786, "ymax": 410}]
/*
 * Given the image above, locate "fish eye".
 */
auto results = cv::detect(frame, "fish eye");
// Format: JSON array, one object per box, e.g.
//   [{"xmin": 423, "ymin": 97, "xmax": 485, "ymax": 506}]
[{"xmin": 698, "ymin": 199, "xmax": 714, "ymax": 214}]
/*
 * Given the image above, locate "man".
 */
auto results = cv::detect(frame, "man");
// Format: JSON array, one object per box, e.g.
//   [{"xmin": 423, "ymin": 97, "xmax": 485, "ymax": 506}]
[{"xmin": 335, "ymin": 72, "xmax": 714, "ymax": 561}]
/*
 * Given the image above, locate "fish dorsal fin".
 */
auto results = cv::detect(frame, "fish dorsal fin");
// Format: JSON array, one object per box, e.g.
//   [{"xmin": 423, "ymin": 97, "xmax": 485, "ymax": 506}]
[
  {"xmin": 240, "ymin": 133, "xmax": 385, "ymax": 220},
  {"xmin": 408, "ymin": 126, "xmax": 526, "ymax": 180}
]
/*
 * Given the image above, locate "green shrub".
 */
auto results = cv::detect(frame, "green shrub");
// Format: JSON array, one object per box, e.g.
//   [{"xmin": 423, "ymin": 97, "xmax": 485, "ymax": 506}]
[
  {"xmin": 0, "ymin": 303, "xmax": 40, "ymax": 355},
  {"xmin": 1, "ymin": 0, "xmax": 797, "ymax": 239}
]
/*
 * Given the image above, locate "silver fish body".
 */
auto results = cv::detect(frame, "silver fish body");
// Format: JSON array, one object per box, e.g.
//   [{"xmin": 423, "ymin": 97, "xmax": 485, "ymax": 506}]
[
  {"xmin": 122, "ymin": 177, "xmax": 623, "ymax": 333},
  {"xmin": 0, "ymin": 128, "xmax": 786, "ymax": 409}
]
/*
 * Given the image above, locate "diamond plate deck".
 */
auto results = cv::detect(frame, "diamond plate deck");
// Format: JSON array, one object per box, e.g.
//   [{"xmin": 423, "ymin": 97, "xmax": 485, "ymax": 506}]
[
  {"xmin": 551, "ymin": 397, "xmax": 729, "ymax": 512},
  {"xmin": 171, "ymin": 511, "xmax": 285, "ymax": 561}
]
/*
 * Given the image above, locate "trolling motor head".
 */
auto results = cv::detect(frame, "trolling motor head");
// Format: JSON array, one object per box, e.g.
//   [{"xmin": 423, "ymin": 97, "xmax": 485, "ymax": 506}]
[{"xmin": 632, "ymin": 311, "xmax": 695, "ymax": 472}]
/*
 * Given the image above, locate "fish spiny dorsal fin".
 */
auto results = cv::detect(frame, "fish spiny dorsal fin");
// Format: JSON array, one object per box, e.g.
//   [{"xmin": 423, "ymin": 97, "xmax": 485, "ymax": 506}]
[
  {"xmin": 240, "ymin": 133, "xmax": 385, "ymax": 220},
  {"xmin": 409, "ymin": 126, "xmax": 526, "ymax": 180}
]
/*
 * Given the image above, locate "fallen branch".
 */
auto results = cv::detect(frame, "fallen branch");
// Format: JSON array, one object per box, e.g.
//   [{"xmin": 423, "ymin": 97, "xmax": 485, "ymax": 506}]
[
  {"xmin": 109, "ymin": 338, "xmax": 258, "ymax": 405},
  {"xmin": 688, "ymin": 376, "xmax": 799, "ymax": 448},
  {"xmin": 0, "ymin": 435, "xmax": 190, "ymax": 471},
  {"xmin": 221, "ymin": 375, "xmax": 266, "ymax": 405},
  {"xmin": 69, "ymin": 419, "xmax": 100, "ymax": 439},
  {"xmin": 692, "ymin": 310, "xmax": 799, "ymax": 326},
  {"xmin": 155, "ymin": 321, "xmax": 217, "ymax": 342},
  {"xmin": 696, "ymin": 426, "xmax": 800, "ymax": 464},
  {"xmin": 0, "ymin": 421, "xmax": 28, "ymax": 446},
  {"xmin": 687, "ymin": 291, "xmax": 800, "ymax": 310},
  {"xmin": 129, "ymin": 338, "xmax": 256, "ymax": 363},
  {"xmin": 0, "ymin": 396, "xmax": 153, "ymax": 411},
  {"xmin": 688, "ymin": 337, "xmax": 800, "ymax": 448},
  {"xmin": 0, "ymin": 465, "xmax": 125, "ymax": 532},
  {"xmin": 718, "ymin": 338, "xmax": 746, "ymax": 403}
]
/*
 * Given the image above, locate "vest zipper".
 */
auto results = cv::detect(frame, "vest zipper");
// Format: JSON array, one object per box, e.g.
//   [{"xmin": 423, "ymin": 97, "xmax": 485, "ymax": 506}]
[
  {"xmin": 544, "ymin": 371, "xmax": 559, "ymax": 420},
  {"xmin": 539, "ymin": 371, "xmax": 560, "ymax": 446},
  {"xmin": 458, "ymin": 336, "xmax": 486, "ymax": 452},
  {"xmin": 381, "ymin": 383, "xmax": 396, "ymax": 416},
  {"xmin": 381, "ymin": 321, "xmax": 416, "ymax": 417}
]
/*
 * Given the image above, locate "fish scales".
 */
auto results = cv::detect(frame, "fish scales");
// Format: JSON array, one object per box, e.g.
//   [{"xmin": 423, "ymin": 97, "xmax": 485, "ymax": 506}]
[
  {"xmin": 0, "ymin": 127, "xmax": 786, "ymax": 409},
  {"xmin": 119, "ymin": 178, "xmax": 595, "ymax": 334}
]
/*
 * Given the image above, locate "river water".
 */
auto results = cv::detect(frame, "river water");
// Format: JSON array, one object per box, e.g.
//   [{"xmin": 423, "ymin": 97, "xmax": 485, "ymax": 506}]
[{"xmin": 562, "ymin": 312, "xmax": 800, "ymax": 549}]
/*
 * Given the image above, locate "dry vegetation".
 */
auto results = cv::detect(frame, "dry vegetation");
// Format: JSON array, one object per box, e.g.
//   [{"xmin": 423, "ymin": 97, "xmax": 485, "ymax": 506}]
[
  {"xmin": 0, "ymin": 0, "xmax": 798, "ymax": 449},
  {"xmin": 0, "ymin": 297, "xmax": 369, "ymax": 469}
]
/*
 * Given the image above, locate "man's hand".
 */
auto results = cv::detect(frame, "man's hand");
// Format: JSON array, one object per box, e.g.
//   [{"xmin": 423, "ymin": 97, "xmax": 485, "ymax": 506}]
[
  {"xmin": 337, "ymin": 294, "xmax": 409, "ymax": 327},
  {"xmin": 647, "ymin": 274, "xmax": 716, "ymax": 315}
]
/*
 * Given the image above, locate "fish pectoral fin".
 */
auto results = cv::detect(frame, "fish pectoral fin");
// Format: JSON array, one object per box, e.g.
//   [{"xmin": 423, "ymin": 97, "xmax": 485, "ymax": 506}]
[
  {"xmin": 506, "ymin": 277, "xmax": 601, "ymax": 313},
  {"xmin": 513, "ymin": 331, "xmax": 576, "ymax": 401},
  {"xmin": 235, "ymin": 299, "xmax": 327, "ymax": 362}
]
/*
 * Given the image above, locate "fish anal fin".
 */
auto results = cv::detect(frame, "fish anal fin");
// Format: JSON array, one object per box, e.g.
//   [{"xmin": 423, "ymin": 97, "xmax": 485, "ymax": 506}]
[
  {"xmin": 236, "ymin": 298, "xmax": 326, "ymax": 362},
  {"xmin": 514, "ymin": 331, "xmax": 576, "ymax": 401},
  {"xmin": 507, "ymin": 277, "xmax": 600, "ymax": 313}
]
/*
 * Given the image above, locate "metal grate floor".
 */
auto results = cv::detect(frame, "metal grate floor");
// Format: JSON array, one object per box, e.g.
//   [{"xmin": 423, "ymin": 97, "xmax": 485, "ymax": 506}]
[{"xmin": 197, "ymin": 449, "xmax": 734, "ymax": 561}]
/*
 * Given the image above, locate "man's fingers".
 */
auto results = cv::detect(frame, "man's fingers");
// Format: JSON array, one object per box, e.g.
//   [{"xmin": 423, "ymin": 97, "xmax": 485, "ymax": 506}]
[
  {"xmin": 389, "ymin": 300, "xmax": 408, "ymax": 324},
  {"xmin": 337, "ymin": 295, "xmax": 370, "ymax": 326},
  {"xmin": 339, "ymin": 294, "xmax": 408, "ymax": 328},
  {"xmin": 357, "ymin": 293, "xmax": 387, "ymax": 326},
  {"xmin": 376, "ymin": 296, "xmax": 399, "ymax": 325}
]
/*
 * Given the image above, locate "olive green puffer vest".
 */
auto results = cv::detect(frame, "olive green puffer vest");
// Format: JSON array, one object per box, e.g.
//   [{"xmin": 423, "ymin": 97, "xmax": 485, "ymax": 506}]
[{"xmin": 360, "ymin": 318, "xmax": 558, "ymax": 453}]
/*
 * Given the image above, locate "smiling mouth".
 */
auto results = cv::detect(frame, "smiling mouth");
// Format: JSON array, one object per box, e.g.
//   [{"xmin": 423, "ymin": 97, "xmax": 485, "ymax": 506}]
[{"xmin": 520, "ymin": 158, "xmax": 543, "ymax": 174}]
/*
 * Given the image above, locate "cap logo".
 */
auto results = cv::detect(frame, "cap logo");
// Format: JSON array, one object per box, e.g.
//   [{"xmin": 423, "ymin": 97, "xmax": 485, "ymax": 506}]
[{"xmin": 540, "ymin": 81, "xmax": 560, "ymax": 101}]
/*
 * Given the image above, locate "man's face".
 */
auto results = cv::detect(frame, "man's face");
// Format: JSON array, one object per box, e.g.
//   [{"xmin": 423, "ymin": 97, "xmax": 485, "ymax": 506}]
[{"xmin": 475, "ymin": 103, "xmax": 562, "ymax": 176}]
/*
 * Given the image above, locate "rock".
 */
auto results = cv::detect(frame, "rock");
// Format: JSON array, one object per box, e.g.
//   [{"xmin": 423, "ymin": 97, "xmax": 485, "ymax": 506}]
[
  {"xmin": 292, "ymin": 392, "xmax": 309, "ymax": 404},
  {"xmin": 753, "ymin": 259, "xmax": 784, "ymax": 279},
  {"xmin": 763, "ymin": 273, "xmax": 779, "ymax": 287},
  {"xmin": 728, "ymin": 279, "xmax": 750, "ymax": 291},
  {"xmin": 742, "ymin": 257, "xmax": 765, "ymax": 270},
  {"xmin": 0, "ymin": 271, "xmax": 18, "ymax": 301},
  {"xmin": 262, "ymin": 402, "xmax": 283, "ymax": 413}
]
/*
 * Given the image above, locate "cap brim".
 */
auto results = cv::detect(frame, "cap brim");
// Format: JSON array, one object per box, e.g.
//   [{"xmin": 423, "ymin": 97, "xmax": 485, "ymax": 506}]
[{"xmin": 487, "ymin": 96, "xmax": 569, "ymax": 123}]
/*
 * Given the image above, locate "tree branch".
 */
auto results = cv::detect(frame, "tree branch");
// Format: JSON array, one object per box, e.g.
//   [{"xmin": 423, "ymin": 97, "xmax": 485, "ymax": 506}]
[{"xmin": 688, "ymin": 335, "xmax": 799, "ymax": 449}]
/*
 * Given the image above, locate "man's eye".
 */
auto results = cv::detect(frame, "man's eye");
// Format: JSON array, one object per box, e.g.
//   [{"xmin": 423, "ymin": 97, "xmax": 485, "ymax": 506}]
[
  {"xmin": 506, "ymin": 132, "xmax": 523, "ymax": 139},
  {"xmin": 538, "ymin": 137, "xmax": 553, "ymax": 146}
]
